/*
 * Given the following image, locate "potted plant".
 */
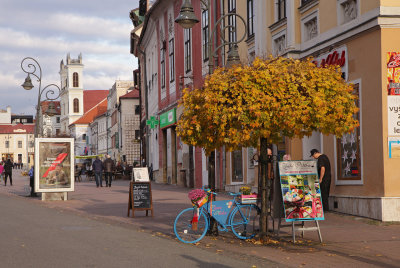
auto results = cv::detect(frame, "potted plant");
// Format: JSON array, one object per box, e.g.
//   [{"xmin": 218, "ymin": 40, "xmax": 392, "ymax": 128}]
[{"xmin": 239, "ymin": 186, "xmax": 258, "ymax": 204}]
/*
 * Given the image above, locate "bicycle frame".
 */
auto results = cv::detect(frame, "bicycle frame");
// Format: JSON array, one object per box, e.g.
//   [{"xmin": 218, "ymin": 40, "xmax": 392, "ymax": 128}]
[{"xmin": 199, "ymin": 193, "xmax": 252, "ymax": 231}]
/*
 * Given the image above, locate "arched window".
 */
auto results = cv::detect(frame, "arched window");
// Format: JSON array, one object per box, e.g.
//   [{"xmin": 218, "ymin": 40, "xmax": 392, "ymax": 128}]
[
  {"xmin": 73, "ymin": 98, "xmax": 79, "ymax": 113},
  {"xmin": 73, "ymin": 72, "xmax": 79, "ymax": 87}
]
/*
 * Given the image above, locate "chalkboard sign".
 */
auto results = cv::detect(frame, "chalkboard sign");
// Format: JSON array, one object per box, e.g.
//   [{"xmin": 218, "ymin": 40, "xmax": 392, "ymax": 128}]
[
  {"xmin": 127, "ymin": 181, "xmax": 153, "ymax": 217},
  {"xmin": 133, "ymin": 182, "xmax": 151, "ymax": 208}
]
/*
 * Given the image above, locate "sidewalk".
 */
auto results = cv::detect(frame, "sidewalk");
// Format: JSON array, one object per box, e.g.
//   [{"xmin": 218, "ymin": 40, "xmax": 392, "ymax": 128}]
[{"xmin": 1, "ymin": 170, "xmax": 400, "ymax": 267}]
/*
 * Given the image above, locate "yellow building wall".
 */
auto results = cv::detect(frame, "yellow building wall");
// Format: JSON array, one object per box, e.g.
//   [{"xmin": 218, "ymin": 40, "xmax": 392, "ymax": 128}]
[
  {"xmin": 381, "ymin": 28, "xmax": 400, "ymax": 197},
  {"xmin": 381, "ymin": 0, "xmax": 400, "ymax": 7},
  {"xmin": 314, "ymin": 1, "xmax": 337, "ymax": 35},
  {"xmin": 330, "ymin": 29, "xmax": 384, "ymax": 197}
]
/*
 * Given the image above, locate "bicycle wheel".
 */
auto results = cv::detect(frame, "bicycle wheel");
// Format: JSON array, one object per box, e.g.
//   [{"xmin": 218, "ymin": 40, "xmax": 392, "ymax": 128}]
[
  {"xmin": 174, "ymin": 208, "xmax": 208, "ymax": 243},
  {"xmin": 230, "ymin": 204, "xmax": 260, "ymax": 240}
]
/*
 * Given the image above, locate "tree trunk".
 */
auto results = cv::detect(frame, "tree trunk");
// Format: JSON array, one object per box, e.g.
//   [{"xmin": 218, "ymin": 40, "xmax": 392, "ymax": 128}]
[{"xmin": 259, "ymin": 137, "xmax": 269, "ymax": 242}]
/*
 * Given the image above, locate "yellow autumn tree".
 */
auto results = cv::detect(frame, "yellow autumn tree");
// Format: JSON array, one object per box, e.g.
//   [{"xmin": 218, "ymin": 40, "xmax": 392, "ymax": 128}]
[
  {"xmin": 177, "ymin": 56, "xmax": 359, "ymax": 241},
  {"xmin": 178, "ymin": 57, "xmax": 358, "ymax": 154}
]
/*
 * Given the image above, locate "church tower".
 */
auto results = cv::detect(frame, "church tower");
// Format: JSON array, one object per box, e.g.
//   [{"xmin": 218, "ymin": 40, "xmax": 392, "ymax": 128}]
[{"xmin": 59, "ymin": 53, "xmax": 84, "ymax": 134}]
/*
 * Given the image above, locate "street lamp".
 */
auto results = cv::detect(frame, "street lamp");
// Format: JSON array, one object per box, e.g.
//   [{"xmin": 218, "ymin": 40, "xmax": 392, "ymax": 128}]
[
  {"xmin": 175, "ymin": 0, "xmax": 247, "ymax": 74},
  {"xmin": 175, "ymin": 0, "xmax": 248, "ymax": 235},
  {"xmin": 20, "ymin": 57, "xmax": 61, "ymax": 138}
]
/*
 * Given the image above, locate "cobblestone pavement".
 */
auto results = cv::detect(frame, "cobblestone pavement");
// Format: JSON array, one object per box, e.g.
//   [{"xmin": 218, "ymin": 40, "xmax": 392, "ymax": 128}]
[{"xmin": 1, "ymin": 170, "xmax": 400, "ymax": 268}]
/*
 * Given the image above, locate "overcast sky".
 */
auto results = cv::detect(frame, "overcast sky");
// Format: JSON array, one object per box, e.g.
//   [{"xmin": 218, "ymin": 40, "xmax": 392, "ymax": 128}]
[{"xmin": 0, "ymin": 0, "xmax": 139, "ymax": 116}]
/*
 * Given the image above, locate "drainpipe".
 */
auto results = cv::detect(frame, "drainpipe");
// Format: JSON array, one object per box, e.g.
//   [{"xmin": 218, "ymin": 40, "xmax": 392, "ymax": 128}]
[{"xmin": 136, "ymin": 45, "xmax": 149, "ymax": 166}]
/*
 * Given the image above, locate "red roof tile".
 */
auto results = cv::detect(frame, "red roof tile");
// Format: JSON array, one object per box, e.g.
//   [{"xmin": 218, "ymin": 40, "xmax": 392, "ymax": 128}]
[
  {"xmin": 0, "ymin": 123, "xmax": 35, "ymax": 134},
  {"xmin": 83, "ymin": 90, "xmax": 108, "ymax": 113},
  {"xmin": 120, "ymin": 88, "xmax": 139, "ymax": 99},
  {"xmin": 71, "ymin": 98, "xmax": 107, "ymax": 125}
]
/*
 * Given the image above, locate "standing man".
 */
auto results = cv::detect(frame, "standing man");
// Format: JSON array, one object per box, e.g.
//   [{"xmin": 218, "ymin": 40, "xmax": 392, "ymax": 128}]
[
  {"xmin": 103, "ymin": 155, "xmax": 115, "ymax": 187},
  {"xmin": 4, "ymin": 158, "xmax": 13, "ymax": 186},
  {"xmin": 92, "ymin": 156, "xmax": 103, "ymax": 188},
  {"xmin": 311, "ymin": 149, "xmax": 331, "ymax": 212}
]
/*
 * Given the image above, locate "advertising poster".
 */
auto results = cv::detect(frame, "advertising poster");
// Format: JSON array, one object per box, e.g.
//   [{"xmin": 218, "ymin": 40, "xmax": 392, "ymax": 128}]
[
  {"xmin": 132, "ymin": 167, "xmax": 150, "ymax": 182},
  {"xmin": 388, "ymin": 137, "xmax": 400, "ymax": 158},
  {"xmin": 35, "ymin": 138, "xmax": 74, "ymax": 192},
  {"xmin": 278, "ymin": 161, "xmax": 324, "ymax": 222},
  {"xmin": 387, "ymin": 52, "xmax": 400, "ymax": 95}
]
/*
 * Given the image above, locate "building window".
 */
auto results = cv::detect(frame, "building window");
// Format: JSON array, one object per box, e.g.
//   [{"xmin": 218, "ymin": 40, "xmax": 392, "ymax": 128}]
[
  {"xmin": 82, "ymin": 134, "xmax": 86, "ymax": 141},
  {"xmin": 161, "ymin": 43, "xmax": 166, "ymax": 89},
  {"xmin": 202, "ymin": 8, "xmax": 209, "ymax": 61},
  {"xmin": 277, "ymin": 0, "xmax": 286, "ymax": 21},
  {"xmin": 111, "ymin": 111, "xmax": 117, "ymax": 126},
  {"xmin": 135, "ymin": 130, "xmax": 140, "ymax": 140},
  {"xmin": 184, "ymin": 29, "xmax": 192, "ymax": 73},
  {"xmin": 336, "ymin": 83, "xmax": 361, "ymax": 181},
  {"xmin": 228, "ymin": 0, "xmax": 237, "ymax": 48},
  {"xmin": 73, "ymin": 98, "xmax": 79, "ymax": 113},
  {"xmin": 73, "ymin": 72, "xmax": 79, "ymax": 87},
  {"xmin": 135, "ymin": 105, "xmax": 140, "ymax": 115},
  {"xmin": 18, "ymin": 141, "xmax": 22, "ymax": 148},
  {"xmin": 56, "ymin": 116, "xmax": 60, "ymax": 123},
  {"xmin": 169, "ymin": 39, "xmax": 175, "ymax": 82},
  {"xmin": 56, "ymin": 129, "xmax": 60, "ymax": 136},
  {"xmin": 247, "ymin": 0, "xmax": 254, "ymax": 38},
  {"xmin": 232, "ymin": 150, "xmax": 243, "ymax": 183},
  {"xmin": 5, "ymin": 141, "xmax": 9, "ymax": 148}
]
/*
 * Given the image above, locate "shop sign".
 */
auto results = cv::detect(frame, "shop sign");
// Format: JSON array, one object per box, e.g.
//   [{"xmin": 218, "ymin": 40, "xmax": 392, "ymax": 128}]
[
  {"xmin": 312, "ymin": 46, "xmax": 348, "ymax": 80},
  {"xmin": 159, "ymin": 108, "xmax": 176, "ymax": 129},
  {"xmin": 387, "ymin": 52, "xmax": 400, "ymax": 95},
  {"xmin": 388, "ymin": 96, "xmax": 400, "ymax": 136}
]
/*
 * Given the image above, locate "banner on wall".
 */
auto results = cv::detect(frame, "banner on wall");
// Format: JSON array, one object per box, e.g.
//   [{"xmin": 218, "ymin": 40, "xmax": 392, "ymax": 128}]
[{"xmin": 278, "ymin": 161, "xmax": 324, "ymax": 222}]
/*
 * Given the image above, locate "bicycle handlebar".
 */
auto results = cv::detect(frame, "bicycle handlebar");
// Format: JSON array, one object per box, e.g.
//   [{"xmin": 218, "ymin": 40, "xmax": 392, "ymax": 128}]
[{"xmin": 229, "ymin": 192, "xmax": 241, "ymax": 196}]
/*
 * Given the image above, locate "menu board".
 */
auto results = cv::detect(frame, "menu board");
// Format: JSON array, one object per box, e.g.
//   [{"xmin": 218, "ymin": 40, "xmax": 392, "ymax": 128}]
[
  {"xmin": 133, "ymin": 182, "xmax": 152, "ymax": 208},
  {"xmin": 278, "ymin": 161, "xmax": 324, "ymax": 222}
]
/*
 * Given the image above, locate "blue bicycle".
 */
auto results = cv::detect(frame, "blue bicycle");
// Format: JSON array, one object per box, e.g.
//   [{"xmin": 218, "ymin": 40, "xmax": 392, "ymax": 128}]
[{"xmin": 174, "ymin": 190, "xmax": 261, "ymax": 243}]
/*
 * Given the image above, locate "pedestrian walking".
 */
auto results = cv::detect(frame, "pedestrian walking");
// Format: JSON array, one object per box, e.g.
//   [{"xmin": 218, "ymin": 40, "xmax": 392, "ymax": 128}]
[
  {"xmin": 0, "ymin": 161, "xmax": 4, "ymax": 184},
  {"xmin": 311, "ymin": 149, "xmax": 331, "ymax": 212},
  {"xmin": 103, "ymin": 155, "xmax": 115, "ymax": 187},
  {"xmin": 4, "ymin": 158, "xmax": 13, "ymax": 186},
  {"xmin": 92, "ymin": 157, "xmax": 103, "ymax": 188}
]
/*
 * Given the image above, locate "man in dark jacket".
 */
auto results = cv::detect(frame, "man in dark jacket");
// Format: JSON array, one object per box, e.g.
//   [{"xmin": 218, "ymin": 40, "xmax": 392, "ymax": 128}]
[
  {"xmin": 311, "ymin": 149, "xmax": 331, "ymax": 212},
  {"xmin": 4, "ymin": 159, "xmax": 13, "ymax": 186},
  {"xmin": 103, "ymin": 155, "xmax": 115, "ymax": 187},
  {"xmin": 92, "ymin": 156, "xmax": 104, "ymax": 188}
]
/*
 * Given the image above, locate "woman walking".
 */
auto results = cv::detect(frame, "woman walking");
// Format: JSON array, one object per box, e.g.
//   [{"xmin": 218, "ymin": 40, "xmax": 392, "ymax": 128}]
[{"xmin": 4, "ymin": 158, "xmax": 13, "ymax": 186}]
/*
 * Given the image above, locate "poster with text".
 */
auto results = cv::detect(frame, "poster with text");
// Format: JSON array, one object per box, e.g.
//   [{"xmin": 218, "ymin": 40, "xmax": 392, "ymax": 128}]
[
  {"xmin": 34, "ymin": 138, "xmax": 74, "ymax": 192},
  {"xmin": 278, "ymin": 161, "xmax": 324, "ymax": 222}
]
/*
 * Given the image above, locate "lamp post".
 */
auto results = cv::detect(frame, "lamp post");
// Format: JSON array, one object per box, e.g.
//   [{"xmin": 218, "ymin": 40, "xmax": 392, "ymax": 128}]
[
  {"xmin": 176, "ymin": 0, "xmax": 248, "ymax": 235},
  {"xmin": 20, "ymin": 57, "xmax": 61, "ymax": 138},
  {"xmin": 176, "ymin": 0, "xmax": 247, "ymax": 188}
]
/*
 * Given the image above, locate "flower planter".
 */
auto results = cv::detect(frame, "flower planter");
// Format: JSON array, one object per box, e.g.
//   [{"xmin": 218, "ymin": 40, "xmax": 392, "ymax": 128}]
[
  {"xmin": 240, "ymin": 194, "xmax": 258, "ymax": 204},
  {"xmin": 192, "ymin": 195, "xmax": 208, "ymax": 208}
]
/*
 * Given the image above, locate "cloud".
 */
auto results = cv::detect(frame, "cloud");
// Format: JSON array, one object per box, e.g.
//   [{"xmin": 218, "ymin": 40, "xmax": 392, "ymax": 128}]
[{"xmin": 0, "ymin": 0, "xmax": 139, "ymax": 116}]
